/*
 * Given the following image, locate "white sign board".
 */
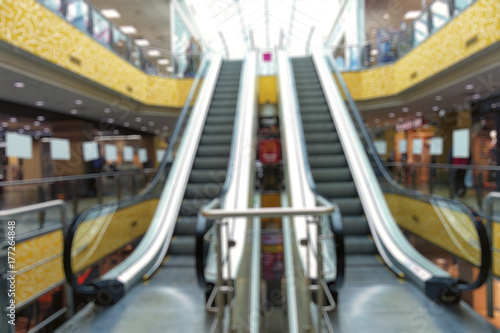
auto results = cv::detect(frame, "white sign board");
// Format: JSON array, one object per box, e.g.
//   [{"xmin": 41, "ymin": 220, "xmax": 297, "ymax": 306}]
[
  {"xmin": 50, "ymin": 138, "xmax": 71, "ymax": 160},
  {"xmin": 139, "ymin": 148, "xmax": 148, "ymax": 163},
  {"xmin": 452, "ymin": 129, "xmax": 470, "ymax": 158},
  {"xmin": 374, "ymin": 141, "xmax": 387, "ymax": 155},
  {"xmin": 105, "ymin": 144, "xmax": 118, "ymax": 162},
  {"xmin": 123, "ymin": 146, "xmax": 134, "ymax": 162},
  {"xmin": 82, "ymin": 141, "xmax": 99, "ymax": 162},
  {"xmin": 6, "ymin": 132, "xmax": 32, "ymax": 159},
  {"xmin": 430, "ymin": 137, "xmax": 443, "ymax": 156},
  {"xmin": 412, "ymin": 138, "xmax": 423, "ymax": 155},
  {"xmin": 156, "ymin": 149, "xmax": 166, "ymax": 162},
  {"xmin": 398, "ymin": 139, "xmax": 407, "ymax": 154}
]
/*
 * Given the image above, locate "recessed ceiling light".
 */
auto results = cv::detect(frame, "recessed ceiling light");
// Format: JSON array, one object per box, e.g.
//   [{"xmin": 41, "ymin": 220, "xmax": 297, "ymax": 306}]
[
  {"xmin": 402, "ymin": 107, "xmax": 409, "ymax": 112},
  {"xmin": 472, "ymin": 94, "xmax": 481, "ymax": 99},
  {"xmin": 398, "ymin": 118, "xmax": 404, "ymax": 122},
  {"xmin": 113, "ymin": 130, "xmax": 119, "ymax": 134},
  {"xmin": 37, "ymin": 116, "xmax": 45, "ymax": 121},
  {"xmin": 14, "ymin": 82, "xmax": 25, "ymax": 88},
  {"xmin": 124, "ymin": 122, "xmax": 130, "ymax": 127},
  {"xmin": 384, "ymin": 122, "xmax": 390, "ymax": 126},
  {"xmin": 101, "ymin": 9, "xmax": 121, "ymax": 19},
  {"xmin": 104, "ymin": 108, "xmax": 111, "ymax": 113},
  {"xmin": 416, "ymin": 111, "xmax": 422, "ymax": 116},
  {"xmin": 9, "ymin": 117, "xmax": 17, "ymax": 123},
  {"xmin": 35, "ymin": 101, "xmax": 44, "ymax": 106},
  {"xmin": 374, "ymin": 118, "xmax": 380, "ymax": 123},
  {"xmin": 33, "ymin": 121, "xmax": 41, "ymax": 126},
  {"xmin": 18, "ymin": 129, "xmax": 25, "ymax": 134},
  {"xmin": 465, "ymin": 84, "xmax": 475, "ymax": 90},
  {"xmin": 141, "ymin": 126, "xmax": 147, "ymax": 131},
  {"xmin": 432, "ymin": 106, "xmax": 439, "ymax": 111},
  {"xmin": 135, "ymin": 39, "xmax": 150, "ymax": 47},
  {"xmin": 370, "ymin": 49, "xmax": 379, "ymax": 56},
  {"xmin": 166, "ymin": 66, "xmax": 173, "ymax": 72},
  {"xmin": 147, "ymin": 49, "xmax": 161, "ymax": 57},
  {"xmin": 157, "ymin": 59, "xmax": 170, "ymax": 65},
  {"xmin": 70, "ymin": 109, "xmax": 78, "ymax": 114},
  {"xmin": 434, "ymin": 95, "xmax": 443, "ymax": 101},
  {"xmin": 382, "ymin": 13, "xmax": 390, "ymax": 20},
  {"xmin": 135, "ymin": 117, "xmax": 142, "ymax": 122},
  {"xmin": 24, "ymin": 125, "xmax": 31, "ymax": 130},
  {"xmin": 107, "ymin": 119, "xmax": 114, "ymax": 123},
  {"xmin": 162, "ymin": 126, "xmax": 168, "ymax": 130},
  {"xmin": 43, "ymin": 128, "xmax": 50, "ymax": 132},
  {"xmin": 154, "ymin": 130, "xmax": 160, "ymax": 135},
  {"xmin": 148, "ymin": 121, "xmax": 155, "ymax": 126},
  {"xmin": 120, "ymin": 26, "xmax": 137, "ymax": 34},
  {"xmin": 404, "ymin": 10, "xmax": 421, "ymax": 20},
  {"xmin": 1, "ymin": 122, "xmax": 7, "ymax": 127},
  {"xmin": 75, "ymin": 99, "xmax": 83, "ymax": 105},
  {"xmin": 388, "ymin": 113, "xmax": 395, "ymax": 118}
]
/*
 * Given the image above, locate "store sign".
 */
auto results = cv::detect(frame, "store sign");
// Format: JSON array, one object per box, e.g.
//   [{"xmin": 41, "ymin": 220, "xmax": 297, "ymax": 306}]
[
  {"xmin": 395, "ymin": 117, "xmax": 423, "ymax": 132},
  {"xmin": 258, "ymin": 138, "xmax": 281, "ymax": 164}
]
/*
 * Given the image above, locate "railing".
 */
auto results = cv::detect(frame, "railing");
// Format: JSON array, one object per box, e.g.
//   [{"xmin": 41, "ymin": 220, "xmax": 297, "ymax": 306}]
[
  {"xmin": 0, "ymin": 200, "xmax": 70, "ymax": 333},
  {"xmin": 484, "ymin": 192, "xmax": 500, "ymax": 319},
  {"xmin": 0, "ymin": 168, "xmax": 157, "ymax": 219},
  {"xmin": 200, "ymin": 202, "xmax": 340, "ymax": 333},
  {"xmin": 36, "ymin": 0, "xmax": 204, "ymax": 78},
  {"xmin": 329, "ymin": 0, "xmax": 477, "ymax": 71}
]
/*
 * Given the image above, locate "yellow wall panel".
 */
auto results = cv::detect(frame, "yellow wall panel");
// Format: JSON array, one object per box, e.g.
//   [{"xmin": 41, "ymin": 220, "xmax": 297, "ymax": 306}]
[{"xmin": 259, "ymin": 76, "xmax": 277, "ymax": 104}]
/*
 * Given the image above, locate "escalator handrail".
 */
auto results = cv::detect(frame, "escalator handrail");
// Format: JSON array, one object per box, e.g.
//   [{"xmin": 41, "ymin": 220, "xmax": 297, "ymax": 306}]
[
  {"xmin": 280, "ymin": 52, "xmax": 345, "ymax": 291},
  {"xmin": 64, "ymin": 55, "xmax": 213, "ymax": 295},
  {"xmin": 196, "ymin": 53, "xmax": 257, "ymax": 288},
  {"xmin": 323, "ymin": 51, "xmax": 491, "ymax": 291}
]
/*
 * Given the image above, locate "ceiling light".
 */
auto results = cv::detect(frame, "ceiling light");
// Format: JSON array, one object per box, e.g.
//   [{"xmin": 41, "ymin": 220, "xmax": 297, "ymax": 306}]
[
  {"xmin": 376, "ymin": 124, "xmax": 381, "ymax": 128},
  {"xmin": 135, "ymin": 39, "xmax": 150, "ymax": 47},
  {"xmin": 18, "ymin": 129, "xmax": 25, "ymax": 134},
  {"xmin": 398, "ymin": 118, "xmax": 404, "ymax": 122},
  {"xmin": 148, "ymin": 121, "xmax": 155, "ymax": 126},
  {"xmin": 14, "ymin": 82, "xmax": 25, "ymax": 88},
  {"xmin": 70, "ymin": 109, "xmax": 78, "ymax": 114},
  {"xmin": 416, "ymin": 111, "xmax": 422, "ymax": 116},
  {"xmin": 135, "ymin": 117, "xmax": 142, "ymax": 122},
  {"xmin": 141, "ymin": 126, "xmax": 147, "ymax": 131},
  {"xmin": 404, "ymin": 10, "xmax": 421, "ymax": 20},
  {"xmin": 1, "ymin": 122, "xmax": 7, "ymax": 127},
  {"xmin": 438, "ymin": 109, "xmax": 446, "ymax": 118},
  {"xmin": 43, "ymin": 128, "xmax": 50, "ymax": 132},
  {"xmin": 364, "ymin": 123, "xmax": 369, "ymax": 127},
  {"xmin": 113, "ymin": 130, "xmax": 119, "ymax": 135},
  {"xmin": 388, "ymin": 113, "xmax": 395, "ymax": 118},
  {"xmin": 9, "ymin": 117, "xmax": 17, "ymax": 123},
  {"xmin": 107, "ymin": 119, "xmax": 114, "ymax": 123},
  {"xmin": 33, "ymin": 121, "xmax": 41, "ymax": 126},
  {"xmin": 370, "ymin": 49, "xmax": 379, "ymax": 56},
  {"xmin": 37, "ymin": 116, "xmax": 45, "ymax": 121},
  {"xmin": 75, "ymin": 99, "xmax": 83, "ymax": 105},
  {"xmin": 166, "ymin": 66, "xmax": 173, "ymax": 72},
  {"xmin": 24, "ymin": 125, "xmax": 30, "ymax": 130},
  {"xmin": 384, "ymin": 122, "xmax": 390, "ymax": 126},
  {"xmin": 374, "ymin": 118, "xmax": 380, "ymax": 123},
  {"xmin": 402, "ymin": 107, "xmax": 409, "ymax": 112},
  {"xmin": 35, "ymin": 101, "xmax": 44, "ymax": 106},
  {"xmin": 432, "ymin": 106, "xmax": 439, "ymax": 111},
  {"xmin": 472, "ymin": 94, "xmax": 481, "ymax": 99},
  {"xmin": 157, "ymin": 59, "xmax": 170, "ymax": 65},
  {"xmin": 382, "ymin": 13, "xmax": 390, "ymax": 20},
  {"xmin": 104, "ymin": 108, "xmax": 111, "ymax": 113},
  {"xmin": 162, "ymin": 126, "xmax": 168, "ymax": 130},
  {"xmin": 154, "ymin": 130, "xmax": 160, "ymax": 135},
  {"xmin": 101, "ymin": 9, "xmax": 121, "ymax": 19},
  {"xmin": 147, "ymin": 49, "xmax": 161, "ymax": 57},
  {"xmin": 124, "ymin": 122, "xmax": 130, "ymax": 127},
  {"xmin": 434, "ymin": 95, "xmax": 443, "ymax": 101},
  {"xmin": 465, "ymin": 84, "xmax": 475, "ymax": 90},
  {"xmin": 120, "ymin": 26, "xmax": 137, "ymax": 34}
]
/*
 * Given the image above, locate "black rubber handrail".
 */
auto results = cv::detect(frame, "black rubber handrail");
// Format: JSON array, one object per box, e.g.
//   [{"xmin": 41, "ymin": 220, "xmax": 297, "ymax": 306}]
[
  {"xmin": 325, "ymin": 53, "xmax": 492, "ymax": 292},
  {"xmin": 63, "ymin": 56, "xmax": 210, "ymax": 296}
]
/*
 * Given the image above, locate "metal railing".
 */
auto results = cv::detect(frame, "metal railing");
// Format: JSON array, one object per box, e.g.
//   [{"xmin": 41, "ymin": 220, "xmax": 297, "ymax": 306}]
[
  {"xmin": 0, "ymin": 200, "xmax": 71, "ymax": 333},
  {"xmin": 484, "ymin": 191, "xmax": 500, "ymax": 319},
  {"xmin": 201, "ymin": 201, "xmax": 338, "ymax": 333}
]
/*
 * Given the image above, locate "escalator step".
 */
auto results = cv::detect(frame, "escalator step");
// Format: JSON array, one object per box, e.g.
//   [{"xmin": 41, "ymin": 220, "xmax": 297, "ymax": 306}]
[
  {"xmin": 311, "ymin": 168, "xmax": 352, "ymax": 182},
  {"xmin": 344, "ymin": 236, "xmax": 377, "ymax": 255},
  {"xmin": 308, "ymin": 155, "xmax": 347, "ymax": 168},
  {"xmin": 302, "ymin": 122, "xmax": 336, "ymax": 132},
  {"xmin": 299, "ymin": 104, "xmax": 330, "ymax": 113},
  {"xmin": 189, "ymin": 169, "xmax": 227, "ymax": 183},
  {"xmin": 179, "ymin": 198, "xmax": 212, "ymax": 216},
  {"xmin": 195, "ymin": 144, "xmax": 231, "ymax": 157},
  {"xmin": 192, "ymin": 157, "xmax": 230, "ymax": 169},
  {"xmin": 168, "ymin": 236, "xmax": 196, "ymax": 255},
  {"xmin": 202, "ymin": 124, "xmax": 234, "ymax": 135},
  {"xmin": 343, "ymin": 216, "xmax": 370, "ymax": 235},
  {"xmin": 315, "ymin": 182, "xmax": 358, "ymax": 198},
  {"xmin": 327, "ymin": 198, "xmax": 364, "ymax": 216},
  {"xmin": 199, "ymin": 134, "xmax": 233, "ymax": 145},
  {"xmin": 174, "ymin": 216, "xmax": 197, "ymax": 235},
  {"xmin": 183, "ymin": 183, "xmax": 223, "ymax": 199},
  {"xmin": 306, "ymin": 142, "xmax": 343, "ymax": 155},
  {"xmin": 304, "ymin": 132, "xmax": 339, "ymax": 143},
  {"xmin": 300, "ymin": 113, "xmax": 332, "ymax": 122},
  {"xmin": 205, "ymin": 115, "xmax": 235, "ymax": 125}
]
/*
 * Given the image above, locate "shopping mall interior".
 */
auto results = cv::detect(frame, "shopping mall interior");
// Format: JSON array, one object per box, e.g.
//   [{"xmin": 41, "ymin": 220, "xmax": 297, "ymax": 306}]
[{"xmin": 0, "ymin": 0, "xmax": 500, "ymax": 332}]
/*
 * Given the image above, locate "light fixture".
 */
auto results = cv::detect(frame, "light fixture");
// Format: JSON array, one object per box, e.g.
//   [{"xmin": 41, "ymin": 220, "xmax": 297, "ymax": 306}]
[
  {"xmin": 154, "ymin": 130, "xmax": 160, "ymax": 135},
  {"xmin": 33, "ymin": 121, "xmax": 41, "ymax": 126},
  {"xmin": 370, "ymin": 49, "xmax": 379, "ymax": 56},
  {"xmin": 104, "ymin": 108, "xmax": 111, "ymax": 113},
  {"xmin": 141, "ymin": 126, "xmax": 147, "ymax": 131},
  {"xmin": 35, "ymin": 101, "xmax": 44, "ymax": 106},
  {"xmin": 14, "ymin": 82, "xmax": 25, "ymax": 88},
  {"xmin": 124, "ymin": 122, "xmax": 130, "ymax": 127},
  {"xmin": 388, "ymin": 113, "xmax": 395, "ymax": 118},
  {"xmin": 432, "ymin": 106, "xmax": 439, "ymax": 111},
  {"xmin": 403, "ymin": 10, "xmax": 421, "ymax": 20},
  {"xmin": 24, "ymin": 125, "xmax": 30, "ymax": 130},
  {"xmin": 107, "ymin": 119, "xmax": 114, "ymax": 123},
  {"xmin": 113, "ymin": 130, "xmax": 119, "ymax": 135},
  {"xmin": 74, "ymin": 99, "xmax": 83, "ymax": 105},
  {"xmin": 135, "ymin": 117, "xmax": 142, "ymax": 122},
  {"xmin": 37, "ymin": 116, "xmax": 45, "ymax": 121},
  {"xmin": 465, "ymin": 84, "xmax": 475, "ymax": 90},
  {"xmin": 374, "ymin": 118, "xmax": 380, "ymax": 123},
  {"xmin": 472, "ymin": 94, "xmax": 481, "ymax": 99},
  {"xmin": 9, "ymin": 117, "xmax": 17, "ymax": 123},
  {"xmin": 434, "ymin": 95, "xmax": 443, "ymax": 101},
  {"xmin": 166, "ymin": 66, "xmax": 173, "ymax": 72},
  {"xmin": 438, "ymin": 109, "xmax": 446, "ymax": 118},
  {"xmin": 1, "ymin": 122, "xmax": 8, "ymax": 127},
  {"xmin": 135, "ymin": 39, "xmax": 150, "ymax": 47},
  {"xmin": 147, "ymin": 49, "xmax": 161, "ymax": 57},
  {"xmin": 402, "ymin": 107, "xmax": 409, "ymax": 112},
  {"xmin": 120, "ymin": 26, "xmax": 137, "ymax": 34},
  {"xmin": 43, "ymin": 128, "xmax": 51, "ymax": 132},
  {"xmin": 18, "ymin": 129, "xmax": 25, "ymax": 134},
  {"xmin": 382, "ymin": 13, "xmax": 390, "ymax": 20},
  {"xmin": 162, "ymin": 126, "xmax": 168, "ymax": 130},
  {"xmin": 101, "ymin": 9, "xmax": 121, "ymax": 19},
  {"xmin": 70, "ymin": 109, "xmax": 78, "ymax": 114},
  {"xmin": 148, "ymin": 121, "xmax": 155, "ymax": 126},
  {"xmin": 384, "ymin": 122, "xmax": 390, "ymax": 126},
  {"xmin": 398, "ymin": 118, "xmax": 404, "ymax": 122},
  {"xmin": 416, "ymin": 111, "xmax": 422, "ymax": 116},
  {"xmin": 157, "ymin": 59, "xmax": 170, "ymax": 65}
]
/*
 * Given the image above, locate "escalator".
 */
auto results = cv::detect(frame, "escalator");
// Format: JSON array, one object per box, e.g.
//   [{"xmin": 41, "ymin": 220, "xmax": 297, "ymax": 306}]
[
  {"xmin": 291, "ymin": 57, "xmax": 375, "ymax": 256},
  {"xmin": 168, "ymin": 60, "xmax": 242, "ymax": 256}
]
